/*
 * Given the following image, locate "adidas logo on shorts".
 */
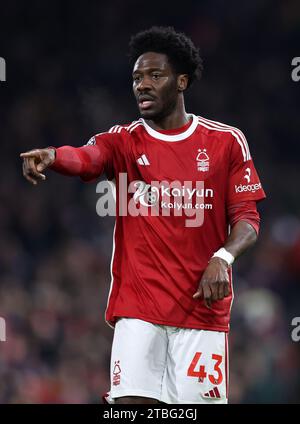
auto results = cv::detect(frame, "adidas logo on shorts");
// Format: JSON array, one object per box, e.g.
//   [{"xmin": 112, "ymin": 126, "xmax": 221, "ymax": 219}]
[{"xmin": 202, "ymin": 386, "xmax": 221, "ymax": 399}]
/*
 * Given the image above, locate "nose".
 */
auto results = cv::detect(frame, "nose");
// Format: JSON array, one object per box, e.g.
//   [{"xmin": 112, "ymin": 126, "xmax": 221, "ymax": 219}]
[{"xmin": 136, "ymin": 75, "xmax": 152, "ymax": 92}]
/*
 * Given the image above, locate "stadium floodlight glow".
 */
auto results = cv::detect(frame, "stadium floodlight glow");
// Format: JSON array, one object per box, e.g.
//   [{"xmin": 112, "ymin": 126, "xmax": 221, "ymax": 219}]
[{"xmin": 0, "ymin": 57, "xmax": 6, "ymax": 82}]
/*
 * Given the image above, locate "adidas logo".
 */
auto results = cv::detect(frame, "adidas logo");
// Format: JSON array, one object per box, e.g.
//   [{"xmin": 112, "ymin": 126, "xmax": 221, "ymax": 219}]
[
  {"xmin": 202, "ymin": 386, "xmax": 221, "ymax": 399},
  {"xmin": 137, "ymin": 154, "xmax": 150, "ymax": 166}
]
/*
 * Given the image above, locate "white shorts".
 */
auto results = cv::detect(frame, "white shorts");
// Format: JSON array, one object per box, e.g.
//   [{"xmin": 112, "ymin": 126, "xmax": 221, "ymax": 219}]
[{"xmin": 106, "ymin": 318, "xmax": 229, "ymax": 404}]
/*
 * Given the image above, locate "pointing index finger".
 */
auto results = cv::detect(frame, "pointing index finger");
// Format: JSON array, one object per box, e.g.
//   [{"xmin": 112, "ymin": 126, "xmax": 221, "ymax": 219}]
[{"xmin": 20, "ymin": 151, "xmax": 37, "ymax": 158}]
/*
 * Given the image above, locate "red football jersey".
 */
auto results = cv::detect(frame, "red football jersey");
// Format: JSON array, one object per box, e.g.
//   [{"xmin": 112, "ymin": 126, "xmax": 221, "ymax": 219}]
[{"xmin": 54, "ymin": 114, "xmax": 266, "ymax": 332}]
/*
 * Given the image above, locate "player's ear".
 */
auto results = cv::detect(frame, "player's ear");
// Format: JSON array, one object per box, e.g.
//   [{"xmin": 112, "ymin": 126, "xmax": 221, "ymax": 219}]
[{"xmin": 177, "ymin": 74, "xmax": 188, "ymax": 92}]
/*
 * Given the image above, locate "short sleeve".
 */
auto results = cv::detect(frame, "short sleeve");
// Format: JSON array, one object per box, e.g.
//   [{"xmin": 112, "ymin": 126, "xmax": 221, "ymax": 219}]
[{"xmin": 227, "ymin": 132, "xmax": 266, "ymax": 205}]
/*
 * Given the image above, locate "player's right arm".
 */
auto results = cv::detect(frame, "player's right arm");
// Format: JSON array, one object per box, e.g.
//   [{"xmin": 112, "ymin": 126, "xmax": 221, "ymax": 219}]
[{"xmin": 20, "ymin": 133, "xmax": 115, "ymax": 185}]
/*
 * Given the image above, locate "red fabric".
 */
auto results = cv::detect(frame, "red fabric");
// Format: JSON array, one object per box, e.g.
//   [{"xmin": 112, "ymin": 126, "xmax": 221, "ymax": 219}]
[
  {"xmin": 49, "ymin": 141, "xmax": 113, "ymax": 181},
  {"xmin": 49, "ymin": 116, "xmax": 266, "ymax": 332},
  {"xmin": 156, "ymin": 118, "xmax": 193, "ymax": 134},
  {"xmin": 227, "ymin": 201, "xmax": 260, "ymax": 234}
]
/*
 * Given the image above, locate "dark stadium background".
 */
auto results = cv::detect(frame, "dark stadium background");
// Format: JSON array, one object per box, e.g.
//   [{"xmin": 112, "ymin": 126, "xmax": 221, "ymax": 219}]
[{"xmin": 0, "ymin": 0, "xmax": 299, "ymax": 403}]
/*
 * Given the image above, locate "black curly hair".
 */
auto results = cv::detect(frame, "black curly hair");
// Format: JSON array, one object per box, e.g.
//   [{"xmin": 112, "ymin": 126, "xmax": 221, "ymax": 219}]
[{"xmin": 128, "ymin": 26, "xmax": 203, "ymax": 88}]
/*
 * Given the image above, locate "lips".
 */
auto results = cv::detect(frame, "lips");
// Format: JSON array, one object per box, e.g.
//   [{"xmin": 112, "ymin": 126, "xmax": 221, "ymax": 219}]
[
  {"xmin": 138, "ymin": 95, "xmax": 155, "ymax": 110},
  {"xmin": 139, "ymin": 100, "xmax": 154, "ymax": 110}
]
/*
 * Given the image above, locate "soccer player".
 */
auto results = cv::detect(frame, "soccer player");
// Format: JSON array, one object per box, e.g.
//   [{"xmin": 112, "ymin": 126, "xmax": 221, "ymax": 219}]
[{"xmin": 20, "ymin": 27, "xmax": 266, "ymax": 404}]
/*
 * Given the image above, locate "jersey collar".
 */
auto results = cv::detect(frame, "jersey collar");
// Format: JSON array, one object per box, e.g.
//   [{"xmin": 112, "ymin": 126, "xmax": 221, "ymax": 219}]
[{"xmin": 140, "ymin": 114, "xmax": 198, "ymax": 142}]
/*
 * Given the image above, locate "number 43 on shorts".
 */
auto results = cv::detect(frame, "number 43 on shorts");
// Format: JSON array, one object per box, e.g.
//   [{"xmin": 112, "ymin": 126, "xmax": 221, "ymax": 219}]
[{"xmin": 187, "ymin": 352, "xmax": 223, "ymax": 385}]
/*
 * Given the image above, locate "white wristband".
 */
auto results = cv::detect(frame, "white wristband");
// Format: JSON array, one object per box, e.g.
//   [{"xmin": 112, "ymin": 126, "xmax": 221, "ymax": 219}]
[{"xmin": 212, "ymin": 248, "xmax": 235, "ymax": 266}]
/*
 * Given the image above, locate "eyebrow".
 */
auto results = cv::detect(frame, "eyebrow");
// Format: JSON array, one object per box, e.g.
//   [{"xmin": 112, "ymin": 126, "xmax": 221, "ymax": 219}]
[{"xmin": 132, "ymin": 67, "xmax": 164, "ymax": 75}]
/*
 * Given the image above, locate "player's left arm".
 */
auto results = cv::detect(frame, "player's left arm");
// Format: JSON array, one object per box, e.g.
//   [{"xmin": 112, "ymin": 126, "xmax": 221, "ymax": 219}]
[
  {"xmin": 193, "ymin": 130, "xmax": 266, "ymax": 308},
  {"xmin": 193, "ymin": 203, "xmax": 259, "ymax": 308}
]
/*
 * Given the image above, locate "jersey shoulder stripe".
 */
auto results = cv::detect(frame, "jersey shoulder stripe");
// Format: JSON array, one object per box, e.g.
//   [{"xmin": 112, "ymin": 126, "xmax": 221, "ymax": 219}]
[
  {"xmin": 125, "ymin": 120, "xmax": 140, "ymax": 132},
  {"xmin": 197, "ymin": 116, "xmax": 251, "ymax": 162},
  {"xmin": 108, "ymin": 125, "xmax": 121, "ymax": 133},
  {"xmin": 128, "ymin": 122, "xmax": 143, "ymax": 133},
  {"xmin": 84, "ymin": 120, "xmax": 142, "ymax": 146},
  {"xmin": 107, "ymin": 120, "xmax": 143, "ymax": 134}
]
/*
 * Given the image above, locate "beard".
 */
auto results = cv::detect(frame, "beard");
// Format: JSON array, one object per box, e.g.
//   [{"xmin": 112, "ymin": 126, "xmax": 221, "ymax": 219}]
[{"xmin": 139, "ymin": 94, "xmax": 178, "ymax": 122}]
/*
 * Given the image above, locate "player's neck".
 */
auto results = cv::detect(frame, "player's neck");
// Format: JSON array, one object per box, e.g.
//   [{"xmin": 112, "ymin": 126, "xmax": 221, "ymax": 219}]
[{"xmin": 145, "ymin": 97, "xmax": 190, "ymax": 131}]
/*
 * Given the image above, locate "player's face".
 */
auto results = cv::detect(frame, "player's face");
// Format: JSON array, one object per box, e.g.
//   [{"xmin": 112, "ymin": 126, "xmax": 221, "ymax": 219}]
[{"xmin": 132, "ymin": 52, "xmax": 179, "ymax": 120}]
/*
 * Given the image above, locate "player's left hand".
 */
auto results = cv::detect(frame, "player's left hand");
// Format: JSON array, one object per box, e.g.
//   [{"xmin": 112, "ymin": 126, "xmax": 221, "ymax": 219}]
[{"xmin": 193, "ymin": 257, "xmax": 230, "ymax": 308}]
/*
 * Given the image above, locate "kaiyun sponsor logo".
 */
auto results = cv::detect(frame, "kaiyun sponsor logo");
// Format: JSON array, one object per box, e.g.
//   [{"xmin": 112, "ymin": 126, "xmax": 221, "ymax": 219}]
[{"xmin": 95, "ymin": 173, "xmax": 214, "ymax": 227}]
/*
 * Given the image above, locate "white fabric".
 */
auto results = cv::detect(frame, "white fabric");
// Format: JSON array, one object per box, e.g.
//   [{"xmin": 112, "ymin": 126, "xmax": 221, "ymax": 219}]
[
  {"xmin": 212, "ymin": 247, "xmax": 235, "ymax": 266},
  {"xmin": 106, "ymin": 318, "xmax": 228, "ymax": 404}
]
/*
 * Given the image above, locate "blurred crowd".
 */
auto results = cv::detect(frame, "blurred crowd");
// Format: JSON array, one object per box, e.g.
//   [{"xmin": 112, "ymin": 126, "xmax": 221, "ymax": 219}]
[{"xmin": 0, "ymin": 0, "xmax": 299, "ymax": 403}]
